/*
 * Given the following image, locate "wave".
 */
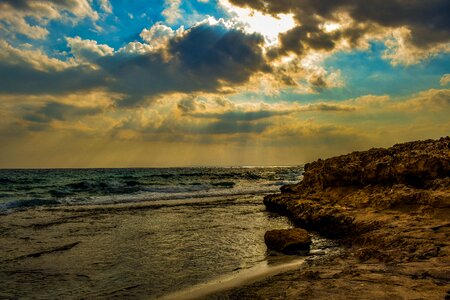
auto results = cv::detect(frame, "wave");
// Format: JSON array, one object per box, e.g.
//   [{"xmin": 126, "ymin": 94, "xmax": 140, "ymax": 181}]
[
  {"xmin": 45, "ymin": 179, "xmax": 243, "ymax": 198},
  {"xmin": 0, "ymin": 177, "xmax": 44, "ymax": 185},
  {"xmin": 0, "ymin": 167, "xmax": 303, "ymax": 214},
  {"xmin": 0, "ymin": 198, "xmax": 59, "ymax": 213},
  {"xmin": 57, "ymin": 183, "xmax": 286, "ymax": 207}
]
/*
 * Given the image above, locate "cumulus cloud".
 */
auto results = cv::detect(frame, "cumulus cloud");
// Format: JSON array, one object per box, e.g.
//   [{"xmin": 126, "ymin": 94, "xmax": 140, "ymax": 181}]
[
  {"xmin": 0, "ymin": 0, "xmax": 99, "ymax": 39},
  {"xmin": 139, "ymin": 23, "xmax": 185, "ymax": 54},
  {"xmin": 0, "ymin": 10, "xmax": 49, "ymax": 39},
  {"xmin": 0, "ymin": 22, "xmax": 269, "ymax": 105},
  {"xmin": 97, "ymin": 22, "xmax": 269, "ymax": 106},
  {"xmin": 66, "ymin": 36, "xmax": 114, "ymax": 64},
  {"xmin": 382, "ymin": 28, "xmax": 450, "ymax": 66},
  {"xmin": 228, "ymin": 0, "xmax": 450, "ymax": 64},
  {"xmin": 0, "ymin": 41, "xmax": 105, "ymax": 95},
  {"xmin": 0, "ymin": 40, "xmax": 73, "ymax": 71}
]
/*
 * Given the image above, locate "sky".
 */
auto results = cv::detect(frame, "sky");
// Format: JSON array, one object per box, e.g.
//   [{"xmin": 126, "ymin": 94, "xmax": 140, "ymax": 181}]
[{"xmin": 0, "ymin": 0, "xmax": 449, "ymax": 168}]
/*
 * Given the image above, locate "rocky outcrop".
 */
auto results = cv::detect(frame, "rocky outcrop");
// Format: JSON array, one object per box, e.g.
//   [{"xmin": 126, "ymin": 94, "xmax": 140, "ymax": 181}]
[
  {"xmin": 264, "ymin": 137, "xmax": 450, "ymax": 243},
  {"xmin": 249, "ymin": 137, "xmax": 450, "ymax": 299},
  {"xmin": 287, "ymin": 137, "xmax": 450, "ymax": 192},
  {"xmin": 264, "ymin": 228, "xmax": 311, "ymax": 253}
]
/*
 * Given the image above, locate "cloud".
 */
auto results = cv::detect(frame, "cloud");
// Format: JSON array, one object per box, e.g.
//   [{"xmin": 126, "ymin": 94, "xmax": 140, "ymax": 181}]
[
  {"xmin": 1, "ymin": 88, "xmax": 448, "ymax": 167},
  {"xmin": 227, "ymin": 0, "xmax": 450, "ymax": 64},
  {"xmin": 200, "ymin": 119, "xmax": 268, "ymax": 135},
  {"xmin": 66, "ymin": 36, "xmax": 114, "ymax": 64},
  {"xmin": 0, "ymin": 10, "xmax": 49, "ymax": 39},
  {"xmin": 162, "ymin": 0, "xmax": 183, "ymax": 24},
  {"xmin": 191, "ymin": 110, "xmax": 289, "ymax": 121},
  {"xmin": 0, "ymin": 40, "xmax": 72, "ymax": 71},
  {"xmin": 139, "ymin": 23, "xmax": 184, "ymax": 53},
  {"xmin": 0, "ymin": 22, "xmax": 268, "ymax": 104},
  {"xmin": 99, "ymin": 22, "xmax": 269, "ymax": 106},
  {"xmin": 98, "ymin": 0, "xmax": 112, "ymax": 14},
  {"xmin": 382, "ymin": 27, "xmax": 450, "ymax": 66},
  {"xmin": 0, "ymin": 41, "xmax": 105, "ymax": 96},
  {"xmin": 395, "ymin": 89, "xmax": 450, "ymax": 112},
  {"xmin": 0, "ymin": 0, "xmax": 99, "ymax": 39},
  {"xmin": 0, "ymin": 59, "xmax": 105, "ymax": 96},
  {"xmin": 23, "ymin": 102, "xmax": 103, "ymax": 124},
  {"xmin": 441, "ymin": 74, "xmax": 450, "ymax": 86}
]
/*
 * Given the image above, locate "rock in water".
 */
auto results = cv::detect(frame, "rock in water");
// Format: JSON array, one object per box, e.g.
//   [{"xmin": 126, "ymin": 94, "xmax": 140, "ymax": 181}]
[{"xmin": 264, "ymin": 228, "xmax": 311, "ymax": 253}]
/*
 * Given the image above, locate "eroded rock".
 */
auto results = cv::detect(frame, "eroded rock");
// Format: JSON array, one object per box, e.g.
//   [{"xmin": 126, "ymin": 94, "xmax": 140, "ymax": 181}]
[
  {"xmin": 216, "ymin": 137, "xmax": 450, "ymax": 299},
  {"xmin": 264, "ymin": 136, "xmax": 450, "ymax": 262},
  {"xmin": 264, "ymin": 228, "xmax": 311, "ymax": 253}
]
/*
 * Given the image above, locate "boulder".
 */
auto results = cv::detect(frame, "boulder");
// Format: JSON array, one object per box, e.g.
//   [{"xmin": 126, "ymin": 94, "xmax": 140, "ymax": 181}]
[{"xmin": 264, "ymin": 228, "xmax": 311, "ymax": 253}]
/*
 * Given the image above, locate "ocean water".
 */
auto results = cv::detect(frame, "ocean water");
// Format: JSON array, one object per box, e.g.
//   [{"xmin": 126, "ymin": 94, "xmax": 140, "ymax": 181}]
[
  {"xmin": 0, "ymin": 167, "xmax": 302, "ymax": 211},
  {"xmin": 0, "ymin": 167, "xmax": 336, "ymax": 299}
]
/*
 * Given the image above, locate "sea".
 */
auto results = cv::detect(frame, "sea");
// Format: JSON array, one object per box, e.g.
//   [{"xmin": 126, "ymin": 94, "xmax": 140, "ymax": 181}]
[{"xmin": 0, "ymin": 167, "xmax": 338, "ymax": 299}]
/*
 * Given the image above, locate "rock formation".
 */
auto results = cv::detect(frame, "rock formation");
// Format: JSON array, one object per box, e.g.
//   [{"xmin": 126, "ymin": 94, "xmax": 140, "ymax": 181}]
[
  {"xmin": 220, "ymin": 137, "xmax": 450, "ymax": 299},
  {"xmin": 264, "ymin": 228, "xmax": 311, "ymax": 253},
  {"xmin": 264, "ymin": 137, "xmax": 450, "ymax": 247}
]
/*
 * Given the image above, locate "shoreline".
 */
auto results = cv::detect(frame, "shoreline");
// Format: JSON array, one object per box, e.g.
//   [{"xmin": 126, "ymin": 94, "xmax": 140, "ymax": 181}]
[
  {"xmin": 160, "ymin": 257, "xmax": 307, "ymax": 300},
  {"xmin": 0, "ymin": 186, "xmax": 297, "ymax": 299},
  {"xmin": 209, "ymin": 137, "xmax": 450, "ymax": 299},
  {"xmin": 162, "ymin": 231, "xmax": 341, "ymax": 300}
]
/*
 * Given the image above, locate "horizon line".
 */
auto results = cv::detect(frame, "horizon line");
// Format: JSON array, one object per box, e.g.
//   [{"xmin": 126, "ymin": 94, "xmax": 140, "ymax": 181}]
[{"xmin": 0, "ymin": 165, "xmax": 303, "ymax": 170}]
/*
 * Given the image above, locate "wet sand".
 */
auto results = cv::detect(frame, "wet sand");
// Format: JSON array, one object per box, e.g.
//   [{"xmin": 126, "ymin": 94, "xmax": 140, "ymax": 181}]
[{"xmin": 161, "ymin": 257, "xmax": 307, "ymax": 300}]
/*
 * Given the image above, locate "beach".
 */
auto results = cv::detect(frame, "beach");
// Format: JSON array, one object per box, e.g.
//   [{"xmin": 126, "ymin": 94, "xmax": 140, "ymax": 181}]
[
  {"xmin": 1, "ymin": 138, "xmax": 449, "ymax": 299},
  {"xmin": 0, "ymin": 167, "xmax": 327, "ymax": 299}
]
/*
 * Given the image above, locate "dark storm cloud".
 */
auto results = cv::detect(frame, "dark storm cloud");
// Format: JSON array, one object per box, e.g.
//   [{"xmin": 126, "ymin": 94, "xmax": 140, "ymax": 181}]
[
  {"xmin": 23, "ymin": 102, "xmax": 103, "ymax": 123},
  {"xmin": 99, "ymin": 23, "xmax": 269, "ymax": 106},
  {"xmin": 169, "ymin": 23, "xmax": 269, "ymax": 83},
  {"xmin": 0, "ymin": 23, "xmax": 268, "ymax": 106},
  {"xmin": 0, "ymin": 62, "xmax": 105, "ymax": 95},
  {"xmin": 230, "ymin": 0, "xmax": 450, "ymax": 56}
]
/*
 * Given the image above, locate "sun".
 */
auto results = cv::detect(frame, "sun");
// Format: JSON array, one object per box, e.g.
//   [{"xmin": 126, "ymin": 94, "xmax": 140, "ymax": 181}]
[{"xmin": 220, "ymin": 0, "xmax": 296, "ymax": 46}]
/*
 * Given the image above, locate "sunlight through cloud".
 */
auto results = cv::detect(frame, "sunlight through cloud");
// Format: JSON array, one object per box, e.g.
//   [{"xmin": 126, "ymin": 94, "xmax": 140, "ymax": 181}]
[{"xmin": 220, "ymin": 0, "xmax": 295, "ymax": 46}]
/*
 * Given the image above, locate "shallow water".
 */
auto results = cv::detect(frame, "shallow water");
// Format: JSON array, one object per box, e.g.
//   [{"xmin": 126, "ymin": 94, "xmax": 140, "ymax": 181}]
[{"xmin": 0, "ymin": 167, "xmax": 338, "ymax": 299}]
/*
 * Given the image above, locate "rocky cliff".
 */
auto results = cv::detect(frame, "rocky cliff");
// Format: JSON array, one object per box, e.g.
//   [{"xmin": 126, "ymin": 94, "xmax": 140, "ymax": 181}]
[{"xmin": 217, "ymin": 137, "xmax": 450, "ymax": 299}]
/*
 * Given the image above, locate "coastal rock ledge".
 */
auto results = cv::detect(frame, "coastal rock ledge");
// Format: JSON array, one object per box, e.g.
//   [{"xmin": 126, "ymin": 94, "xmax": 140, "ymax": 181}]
[{"xmin": 218, "ymin": 137, "xmax": 450, "ymax": 299}]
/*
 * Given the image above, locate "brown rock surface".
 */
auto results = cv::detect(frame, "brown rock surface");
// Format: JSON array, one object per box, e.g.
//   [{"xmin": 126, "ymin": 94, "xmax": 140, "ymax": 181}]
[
  {"xmin": 210, "ymin": 137, "xmax": 450, "ymax": 299},
  {"xmin": 264, "ymin": 228, "xmax": 311, "ymax": 253}
]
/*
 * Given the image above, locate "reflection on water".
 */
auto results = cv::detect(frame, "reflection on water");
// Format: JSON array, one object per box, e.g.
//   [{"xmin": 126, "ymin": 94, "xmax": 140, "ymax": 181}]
[
  {"xmin": 0, "ymin": 195, "xmax": 298, "ymax": 299},
  {"xmin": 0, "ymin": 167, "xmax": 339, "ymax": 299}
]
